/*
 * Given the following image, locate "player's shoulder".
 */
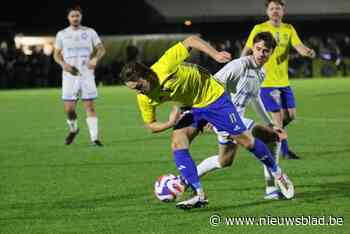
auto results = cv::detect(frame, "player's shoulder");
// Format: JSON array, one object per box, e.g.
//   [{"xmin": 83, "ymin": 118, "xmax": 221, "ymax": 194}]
[
  {"xmin": 281, "ymin": 22, "xmax": 296, "ymax": 31},
  {"xmin": 56, "ymin": 27, "xmax": 70, "ymax": 36},
  {"xmin": 253, "ymin": 21, "xmax": 270, "ymax": 30},
  {"xmin": 231, "ymin": 56, "xmax": 251, "ymax": 69},
  {"xmin": 80, "ymin": 26, "xmax": 97, "ymax": 33}
]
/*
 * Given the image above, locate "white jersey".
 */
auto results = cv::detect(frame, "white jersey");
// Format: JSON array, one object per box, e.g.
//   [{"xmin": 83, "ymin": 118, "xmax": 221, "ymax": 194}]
[
  {"xmin": 55, "ymin": 26, "xmax": 101, "ymax": 78},
  {"xmin": 214, "ymin": 56, "xmax": 273, "ymax": 125}
]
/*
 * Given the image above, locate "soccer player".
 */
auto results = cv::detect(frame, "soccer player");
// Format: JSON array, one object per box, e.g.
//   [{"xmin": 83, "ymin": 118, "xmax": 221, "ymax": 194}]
[
  {"xmin": 241, "ymin": 0, "xmax": 316, "ymax": 159},
  {"xmin": 196, "ymin": 32, "xmax": 287, "ymax": 200},
  {"xmin": 54, "ymin": 6, "xmax": 105, "ymax": 146},
  {"xmin": 120, "ymin": 35, "xmax": 294, "ymax": 209}
]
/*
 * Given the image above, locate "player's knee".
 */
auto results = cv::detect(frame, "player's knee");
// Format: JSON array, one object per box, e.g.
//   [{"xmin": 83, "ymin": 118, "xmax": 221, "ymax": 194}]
[
  {"xmin": 288, "ymin": 111, "xmax": 296, "ymax": 121},
  {"xmin": 171, "ymin": 132, "xmax": 189, "ymax": 151},
  {"xmin": 219, "ymin": 154, "xmax": 234, "ymax": 167},
  {"xmin": 86, "ymin": 106, "xmax": 96, "ymax": 115},
  {"xmin": 252, "ymin": 126, "xmax": 277, "ymax": 144},
  {"xmin": 67, "ymin": 110, "xmax": 77, "ymax": 120}
]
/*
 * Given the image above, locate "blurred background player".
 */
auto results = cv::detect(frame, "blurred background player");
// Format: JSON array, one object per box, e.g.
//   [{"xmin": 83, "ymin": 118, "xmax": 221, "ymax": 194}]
[
  {"xmin": 54, "ymin": 6, "xmax": 106, "ymax": 146},
  {"xmin": 241, "ymin": 0, "xmax": 316, "ymax": 159}
]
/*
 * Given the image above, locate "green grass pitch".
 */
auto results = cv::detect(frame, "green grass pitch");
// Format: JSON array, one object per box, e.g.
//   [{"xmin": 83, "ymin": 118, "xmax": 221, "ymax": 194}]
[{"xmin": 0, "ymin": 78, "xmax": 349, "ymax": 233}]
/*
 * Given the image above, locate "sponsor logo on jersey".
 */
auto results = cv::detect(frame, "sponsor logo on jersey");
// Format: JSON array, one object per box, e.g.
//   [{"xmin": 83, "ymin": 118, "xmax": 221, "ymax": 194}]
[{"xmin": 81, "ymin": 32, "xmax": 88, "ymax": 40}]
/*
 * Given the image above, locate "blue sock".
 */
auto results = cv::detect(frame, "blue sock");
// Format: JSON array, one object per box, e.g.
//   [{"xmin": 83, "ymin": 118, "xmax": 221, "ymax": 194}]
[
  {"xmin": 281, "ymin": 139, "xmax": 289, "ymax": 156},
  {"xmin": 249, "ymin": 138, "xmax": 278, "ymax": 173},
  {"xmin": 173, "ymin": 149, "xmax": 202, "ymax": 191}
]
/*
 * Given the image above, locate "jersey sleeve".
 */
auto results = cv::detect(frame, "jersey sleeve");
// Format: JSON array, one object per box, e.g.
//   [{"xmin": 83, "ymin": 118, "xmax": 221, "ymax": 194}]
[
  {"xmin": 151, "ymin": 42, "xmax": 190, "ymax": 80},
  {"xmin": 290, "ymin": 25, "xmax": 302, "ymax": 47},
  {"xmin": 214, "ymin": 59, "xmax": 245, "ymax": 85},
  {"xmin": 90, "ymin": 29, "xmax": 102, "ymax": 47},
  {"xmin": 55, "ymin": 32, "xmax": 63, "ymax": 50},
  {"xmin": 137, "ymin": 94, "xmax": 157, "ymax": 124},
  {"xmin": 245, "ymin": 25, "xmax": 260, "ymax": 49}
]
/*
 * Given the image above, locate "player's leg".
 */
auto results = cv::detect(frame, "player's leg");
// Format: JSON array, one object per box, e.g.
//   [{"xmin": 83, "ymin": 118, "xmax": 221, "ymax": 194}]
[
  {"xmin": 200, "ymin": 93, "xmax": 294, "ymax": 199},
  {"xmin": 197, "ymin": 121, "xmax": 241, "ymax": 177},
  {"xmin": 81, "ymin": 77, "xmax": 101, "ymax": 146},
  {"xmin": 252, "ymin": 124, "xmax": 282, "ymax": 199},
  {"xmin": 281, "ymin": 86, "xmax": 299, "ymax": 159},
  {"xmin": 62, "ymin": 76, "xmax": 79, "ymax": 145},
  {"xmin": 83, "ymin": 100, "xmax": 102, "ymax": 146},
  {"xmin": 171, "ymin": 127, "xmax": 208, "ymax": 209},
  {"xmin": 64, "ymin": 100, "xmax": 79, "ymax": 145},
  {"xmin": 232, "ymin": 131, "xmax": 294, "ymax": 199},
  {"xmin": 259, "ymin": 87, "xmax": 286, "ymax": 159},
  {"xmin": 197, "ymin": 140, "xmax": 238, "ymax": 177}
]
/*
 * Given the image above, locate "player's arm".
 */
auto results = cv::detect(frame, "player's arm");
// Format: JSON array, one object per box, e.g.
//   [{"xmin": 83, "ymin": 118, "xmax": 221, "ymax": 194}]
[
  {"xmin": 290, "ymin": 25, "xmax": 316, "ymax": 58},
  {"xmin": 53, "ymin": 47, "xmax": 75, "ymax": 75},
  {"xmin": 88, "ymin": 43, "xmax": 106, "ymax": 69},
  {"xmin": 88, "ymin": 29, "xmax": 106, "ymax": 69},
  {"xmin": 182, "ymin": 36, "xmax": 231, "ymax": 63},
  {"xmin": 293, "ymin": 44, "xmax": 316, "ymax": 58},
  {"xmin": 251, "ymin": 96, "xmax": 287, "ymax": 140},
  {"xmin": 251, "ymin": 95, "xmax": 274, "ymax": 126},
  {"xmin": 138, "ymin": 94, "xmax": 180, "ymax": 133},
  {"xmin": 145, "ymin": 106, "xmax": 181, "ymax": 133}
]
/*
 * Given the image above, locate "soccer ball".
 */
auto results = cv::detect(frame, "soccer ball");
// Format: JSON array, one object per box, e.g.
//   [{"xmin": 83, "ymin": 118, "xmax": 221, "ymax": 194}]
[{"xmin": 154, "ymin": 174, "xmax": 185, "ymax": 202}]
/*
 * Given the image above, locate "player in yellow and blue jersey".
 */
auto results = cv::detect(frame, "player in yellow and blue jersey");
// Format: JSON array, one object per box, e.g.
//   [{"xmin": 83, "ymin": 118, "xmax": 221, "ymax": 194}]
[
  {"xmin": 241, "ymin": 0, "xmax": 316, "ymax": 161},
  {"xmin": 120, "ymin": 35, "xmax": 294, "ymax": 209}
]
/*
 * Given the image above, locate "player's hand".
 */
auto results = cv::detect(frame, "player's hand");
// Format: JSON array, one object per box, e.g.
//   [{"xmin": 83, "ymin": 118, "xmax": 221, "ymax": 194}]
[
  {"xmin": 62, "ymin": 62, "xmax": 73, "ymax": 73},
  {"xmin": 204, "ymin": 123, "xmax": 215, "ymax": 133},
  {"xmin": 62, "ymin": 63, "xmax": 79, "ymax": 76},
  {"xmin": 213, "ymin": 51, "xmax": 232, "ymax": 63},
  {"xmin": 307, "ymin": 49, "xmax": 316, "ymax": 59},
  {"xmin": 273, "ymin": 127, "xmax": 288, "ymax": 141},
  {"xmin": 88, "ymin": 58, "xmax": 98, "ymax": 70},
  {"xmin": 168, "ymin": 106, "xmax": 181, "ymax": 126}
]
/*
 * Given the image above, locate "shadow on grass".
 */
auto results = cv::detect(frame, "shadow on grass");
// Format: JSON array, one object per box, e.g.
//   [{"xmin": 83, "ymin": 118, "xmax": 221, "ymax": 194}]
[
  {"xmin": 296, "ymin": 180, "xmax": 350, "ymax": 202},
  {"xmin": 299, "ymin": 148, "xmax": 350, "ymax": 157}
]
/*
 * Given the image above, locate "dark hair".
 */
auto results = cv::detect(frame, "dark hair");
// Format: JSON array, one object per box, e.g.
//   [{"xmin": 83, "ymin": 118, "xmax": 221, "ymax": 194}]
[
  {"xmin": 67, "ymin": 5, "xmax": 83, "ymax": 15},
  {"xmin": 253, "ymin": 32, "xmax": 277, "ymax": 50},
  {"xmin": 265, "ymin": 0, "xmax": 285, "ymax": 7},
  {"xmin": 120, "ymin": 62, "xmax": 152, "ymax": 83}
]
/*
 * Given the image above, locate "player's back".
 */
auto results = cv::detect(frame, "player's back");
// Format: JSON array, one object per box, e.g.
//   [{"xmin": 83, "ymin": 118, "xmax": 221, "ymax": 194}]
[{"xmin": 149, "ymin": 43, "xmax": 224, "ymax": 108}]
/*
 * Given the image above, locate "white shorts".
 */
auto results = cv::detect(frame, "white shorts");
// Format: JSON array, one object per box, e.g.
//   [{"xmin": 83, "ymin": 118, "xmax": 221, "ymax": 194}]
[
  {"xmin": 62, "ymin": 74, "xmax": 97, "ymax": 101},
  {"xmin": 215, "ymin": 117, "xmax": 255, "ymax": 145}
]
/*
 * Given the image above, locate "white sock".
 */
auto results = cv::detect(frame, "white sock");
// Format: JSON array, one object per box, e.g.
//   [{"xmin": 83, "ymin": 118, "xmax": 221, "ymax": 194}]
[
  {"xmin": 197, "ymin": 155, "xmax": 222, "ymax": 177},
  {"xmin": 86, "ymin": 116, "xmax": 98, "ymax": 142},
  {"xmin": 67, "ymin": 119, "xmax": 78, "ymax": 133},
  {"xmin": 275, "ymin": 141, "xmax": 281, "ymax": 164}
]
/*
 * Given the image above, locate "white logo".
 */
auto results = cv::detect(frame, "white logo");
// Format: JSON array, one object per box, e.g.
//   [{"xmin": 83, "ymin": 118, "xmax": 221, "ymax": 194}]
[{"xmin": 178, "ymin": 165, "xmax": 186, "ymax": 170}]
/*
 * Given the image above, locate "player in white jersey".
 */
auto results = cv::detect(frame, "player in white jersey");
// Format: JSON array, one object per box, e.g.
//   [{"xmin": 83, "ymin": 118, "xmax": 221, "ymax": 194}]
[
  {"xmin": 54, "ymin": 6, "xmax": 106, "ymax": 146},
  {"xmin": 195, "ymin": 32, "xmax": 289, "ymax": 199}
]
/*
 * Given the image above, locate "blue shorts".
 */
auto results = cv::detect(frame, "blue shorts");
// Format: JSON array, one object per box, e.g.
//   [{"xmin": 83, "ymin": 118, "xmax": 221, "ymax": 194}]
[
  {"xmin": 260, "ymin": 86, "xmax": 296, "ymax": 112},
  {"xmin": 191, "ymin": 93, "xmax": 247, "ymax": 136}
]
